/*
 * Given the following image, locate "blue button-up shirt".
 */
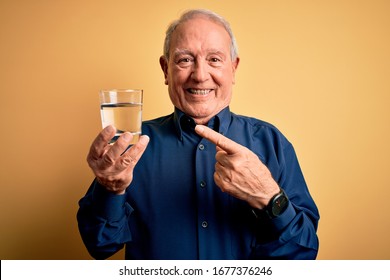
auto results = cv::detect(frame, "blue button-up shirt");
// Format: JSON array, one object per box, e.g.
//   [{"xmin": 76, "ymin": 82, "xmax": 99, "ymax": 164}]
[{"xmin": 77, "ymin": 107, "xmax": 319, "ymax": 259}]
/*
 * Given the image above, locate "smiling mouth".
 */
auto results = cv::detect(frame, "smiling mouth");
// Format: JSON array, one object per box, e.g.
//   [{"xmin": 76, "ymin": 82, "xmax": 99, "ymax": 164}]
[{"xmin": 187, "ymin": 89, "xmax": 212, "ymax": 95}]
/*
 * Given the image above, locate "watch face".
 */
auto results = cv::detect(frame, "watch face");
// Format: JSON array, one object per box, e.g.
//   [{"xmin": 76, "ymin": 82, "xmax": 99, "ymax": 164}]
[{"xmin": 272, "ymin": 194, "xmax": 288, "ymax": 216}]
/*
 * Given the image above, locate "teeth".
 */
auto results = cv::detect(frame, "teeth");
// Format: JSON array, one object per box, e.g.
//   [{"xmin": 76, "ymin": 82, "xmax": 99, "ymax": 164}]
[{"xmin": 189, "ymin": 89, "xmax": 211, "ymax": 95}]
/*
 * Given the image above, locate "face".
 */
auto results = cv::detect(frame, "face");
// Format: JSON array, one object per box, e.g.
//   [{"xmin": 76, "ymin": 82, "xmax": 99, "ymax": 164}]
[{"xmin": 160, "ymin": 16, "xmax": 239, "ymax": 124}]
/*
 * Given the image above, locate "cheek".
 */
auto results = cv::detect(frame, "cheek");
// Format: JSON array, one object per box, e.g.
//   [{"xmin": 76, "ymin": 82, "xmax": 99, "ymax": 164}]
[
  {"xmin": 167, "ymin": 86, "xmax": 181, "ymax": 108},
  {"xmin": 225, "ymin": 69, "xmax": 235, "ymax": 82},
  {"xmin": 214, "ymin": 67, "xmax": 233, "ymax": 82},
  {"xmin": 213, "ymin": 73, "xmax": 233, "ymax": 92},
  {"xmin": 168, "ymin": 66, "xmax": 189, "ymax": 83}
]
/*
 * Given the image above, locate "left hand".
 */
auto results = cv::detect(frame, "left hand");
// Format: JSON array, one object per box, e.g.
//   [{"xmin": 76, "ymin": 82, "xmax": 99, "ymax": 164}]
[{"xmin": 195, "ymin": 125, "xmax": 280, "ymax": 209}]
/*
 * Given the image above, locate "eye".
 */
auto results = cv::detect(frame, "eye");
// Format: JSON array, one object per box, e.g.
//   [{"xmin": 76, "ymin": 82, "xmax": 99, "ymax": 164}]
[
  {"xmin": 176, "ymin": 56, "xmax": 194, "ymax": 66},
  {"xmin": 208, "ymin": 56, "xmax": 223, "ymax": 66}
]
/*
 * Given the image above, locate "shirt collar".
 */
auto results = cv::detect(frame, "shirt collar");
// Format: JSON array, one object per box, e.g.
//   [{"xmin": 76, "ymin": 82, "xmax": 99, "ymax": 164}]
[{"xmin": 173, "ymin": 107, "xmax": 231, "ymax": 141}]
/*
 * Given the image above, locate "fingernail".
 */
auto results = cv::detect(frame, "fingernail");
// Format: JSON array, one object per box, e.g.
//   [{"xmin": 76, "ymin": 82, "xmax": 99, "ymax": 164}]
[
  {"xmin": 195, "ymin": 125, "xmax": 204, "ymax": 133},
  {"xmin": 122, "ymin": 132, "xmax": 131, "ymax": 141},
  {"xmin": 105, "ymin": 125, "xmax": 115, "ymax": 133},
  {"xmin": 139, "ymin": 135, "xmax": 150, "ymax": 144}
]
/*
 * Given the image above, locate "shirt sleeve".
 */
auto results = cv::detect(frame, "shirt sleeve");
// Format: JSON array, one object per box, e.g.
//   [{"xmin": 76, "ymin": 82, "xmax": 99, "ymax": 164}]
[
  {"xmin": 251, "ymin": 133, "xmax": 320, "ymax": 260},
  {"xmin": 77, "ymin": 180, "xmax": 133, "ymax": 259}
]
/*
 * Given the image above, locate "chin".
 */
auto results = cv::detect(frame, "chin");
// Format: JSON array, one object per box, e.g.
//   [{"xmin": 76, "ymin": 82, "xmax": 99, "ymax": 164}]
[{"xmin": 189, "ymin": 109, "xmax": 218, "ymax": 124}]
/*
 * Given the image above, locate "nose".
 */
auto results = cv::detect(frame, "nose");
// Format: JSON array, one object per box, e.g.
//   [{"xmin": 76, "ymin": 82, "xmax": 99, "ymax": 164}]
[{"xmin": 191, "ymin": 60, "xmax": 209, "ymax": 82}]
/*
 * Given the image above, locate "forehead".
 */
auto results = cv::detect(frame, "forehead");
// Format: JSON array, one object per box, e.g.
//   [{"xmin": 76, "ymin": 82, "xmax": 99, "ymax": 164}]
[{"xmin": 170, "ymin": 16, "xmax": 231, "ymax": 53}]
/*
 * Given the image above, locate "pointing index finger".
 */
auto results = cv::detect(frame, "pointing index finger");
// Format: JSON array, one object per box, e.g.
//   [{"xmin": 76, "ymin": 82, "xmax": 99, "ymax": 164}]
[{"xmin": 195, "ymin": 125, "xmax": 241, "ymax": 154}]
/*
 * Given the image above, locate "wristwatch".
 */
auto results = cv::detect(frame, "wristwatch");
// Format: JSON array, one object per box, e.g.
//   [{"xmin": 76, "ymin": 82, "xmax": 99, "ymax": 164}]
[{"xmin": 252, "ymin": 188, "xmax": 289, "ymax": 219}]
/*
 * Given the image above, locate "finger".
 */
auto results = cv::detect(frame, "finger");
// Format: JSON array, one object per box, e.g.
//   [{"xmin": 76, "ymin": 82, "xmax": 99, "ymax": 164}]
[
  {"xmin": 119, "ymin": 135, "xmax": 150, "ymax": 168},
  {"xmin": 88, "ymin": 125, "xmax": 116, "ymax": 160},
  {"xmin": 213, "ymin": 171, "xmax": 226, "ymax": 192},
  {"xmin": 215, "ymin": 150, "xmax": 231, "ymax": 167},
  {"xmin": 195, "ymin": 125, "xmax": 241, "ymax": 154},
  {"xmin": 100, "ymin": 132, "xmax": 135, "ymax": 168},
  {"xmin": 215, "ymin": 161, "xmax": 225, "ymax": 173}
]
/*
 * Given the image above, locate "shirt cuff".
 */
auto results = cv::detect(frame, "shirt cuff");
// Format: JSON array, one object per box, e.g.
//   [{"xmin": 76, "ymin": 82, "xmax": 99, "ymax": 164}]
[
  {"xmin": 91, "ymin": 180, "xmax": 128, "ymax": 221},
  {"xmin": 270, "ymin": 202, "xmax": 296, "ymax": 232}
]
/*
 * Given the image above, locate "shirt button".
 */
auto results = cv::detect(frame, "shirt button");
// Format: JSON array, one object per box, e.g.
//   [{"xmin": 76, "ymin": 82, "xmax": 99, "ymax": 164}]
[
  {"xmin": 200, "ymin": 181, "xmax": 206, "ymax": 188},
  {"xmin": 201, "ymin": 221, "xmax": 208, "ymax": 228},
  {"xmin": 198, "ymin": 144, "xmax": 205, "ymax": 150}
]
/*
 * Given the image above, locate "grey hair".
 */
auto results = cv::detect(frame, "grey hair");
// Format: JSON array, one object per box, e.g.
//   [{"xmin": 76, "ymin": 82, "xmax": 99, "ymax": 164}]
[{"xmin": 163, "ymin": 9, "xmax": 239, "ymax": 61}]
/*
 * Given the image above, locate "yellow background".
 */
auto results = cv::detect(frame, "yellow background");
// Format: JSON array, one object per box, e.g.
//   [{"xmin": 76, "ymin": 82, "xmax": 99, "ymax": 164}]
[{"xmin": 1, "ymin": 0, "xmax": 389, "ymax": 259}]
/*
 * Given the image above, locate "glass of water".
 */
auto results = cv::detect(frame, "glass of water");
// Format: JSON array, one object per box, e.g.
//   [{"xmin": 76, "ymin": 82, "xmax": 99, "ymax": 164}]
[{"xmin": 99, "ymin": 89, "xmax": 143, "ymax": 145}]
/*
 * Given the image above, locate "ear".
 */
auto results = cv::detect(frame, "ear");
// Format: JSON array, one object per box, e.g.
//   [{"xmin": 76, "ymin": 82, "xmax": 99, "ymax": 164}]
[
  {"xmin": 159, "ymin": 56, "xmax": 169, "ymax": 85},
  {"xmin": 231, "ymin": 57, "xmax": 240, "ymax": 84}
]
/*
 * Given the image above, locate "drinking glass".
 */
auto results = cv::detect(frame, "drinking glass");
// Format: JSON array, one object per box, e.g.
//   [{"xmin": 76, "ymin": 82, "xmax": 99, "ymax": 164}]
[{"xmin": 99, "ymin": 89, "xmax": 143, "ymax": 144}]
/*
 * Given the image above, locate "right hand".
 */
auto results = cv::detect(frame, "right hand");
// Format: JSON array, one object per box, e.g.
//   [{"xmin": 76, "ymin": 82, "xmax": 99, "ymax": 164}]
[{"xmin": 87, "ymin": 125, "xmax": 150, "ymax": 194}]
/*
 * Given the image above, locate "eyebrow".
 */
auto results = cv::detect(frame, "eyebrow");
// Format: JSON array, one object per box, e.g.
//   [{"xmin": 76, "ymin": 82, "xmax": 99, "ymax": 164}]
[
  {"xmin": 172, "ymin": 49, "xmax": 192, "ymax": 57},
  {"xmin": 172, "ymin": 48, "xmax": 226, "ymax": 58}
]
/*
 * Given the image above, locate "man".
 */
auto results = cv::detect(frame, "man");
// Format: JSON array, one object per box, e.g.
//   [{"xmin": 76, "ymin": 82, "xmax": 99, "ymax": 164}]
[{"xmin": 77, "ymin": 9, "xmax": 319, "ymax": 259}]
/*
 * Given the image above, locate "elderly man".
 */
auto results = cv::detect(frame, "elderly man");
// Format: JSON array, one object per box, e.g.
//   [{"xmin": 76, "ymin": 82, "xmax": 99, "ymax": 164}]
[{"xmin": 77, "ymin": 9, "xmax": 319, "ymax": 260}]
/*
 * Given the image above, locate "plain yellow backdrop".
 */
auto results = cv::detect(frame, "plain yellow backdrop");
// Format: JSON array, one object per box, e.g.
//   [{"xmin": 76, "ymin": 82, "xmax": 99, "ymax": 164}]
[{"xmin": 1, "ymin": 0, "xmax": 389, "ymax": 259}]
